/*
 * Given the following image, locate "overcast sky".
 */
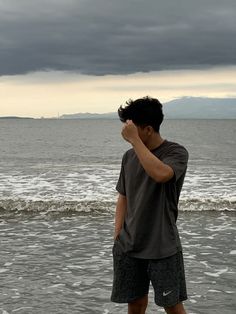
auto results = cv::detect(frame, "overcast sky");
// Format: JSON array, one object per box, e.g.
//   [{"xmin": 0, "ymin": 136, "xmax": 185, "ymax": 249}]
[{"xmin": 0, "ymin": 0, "xmax": 236, "ymax": 117}]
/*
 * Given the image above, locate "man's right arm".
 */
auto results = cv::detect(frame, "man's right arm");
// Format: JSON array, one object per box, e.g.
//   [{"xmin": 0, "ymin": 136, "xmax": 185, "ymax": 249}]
[{"xmin": 113, "ymin": 193, "xmax": 127, "ymax": 240}]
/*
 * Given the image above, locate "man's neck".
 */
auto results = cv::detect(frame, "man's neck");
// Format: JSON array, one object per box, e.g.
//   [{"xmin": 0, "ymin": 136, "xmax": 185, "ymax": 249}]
[{"xmin": 146, "ymin": 133, "xmax": 165, "ymax": 151}]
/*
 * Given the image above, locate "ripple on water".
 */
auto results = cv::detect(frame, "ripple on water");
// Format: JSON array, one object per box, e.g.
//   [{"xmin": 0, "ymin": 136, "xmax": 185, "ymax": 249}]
[{"xmin": 0, "ymin": 211, "xmax": 235, "ymax": 313}]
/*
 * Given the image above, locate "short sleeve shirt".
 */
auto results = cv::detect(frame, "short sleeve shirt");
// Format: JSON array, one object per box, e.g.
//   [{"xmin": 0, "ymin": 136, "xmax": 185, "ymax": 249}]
[{"xmin": 115, "ymin": 139, "xmax": 189, "ymax": 259}]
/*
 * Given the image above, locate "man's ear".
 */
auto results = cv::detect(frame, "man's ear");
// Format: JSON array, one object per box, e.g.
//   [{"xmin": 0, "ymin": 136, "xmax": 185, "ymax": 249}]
[{"xmin": 146, "ymin": 126, "xmax": 153, "ymax": 135}]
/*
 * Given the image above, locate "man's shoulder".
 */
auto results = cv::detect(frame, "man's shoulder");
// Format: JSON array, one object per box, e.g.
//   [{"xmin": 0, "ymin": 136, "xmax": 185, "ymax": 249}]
[
  {"xmin": 122, "ymin": 148, "xmax": 135, "ymax": 161},
  {"xmin": 165, "ymin": 140, "xmax": 188, "ymax": 152},
  {"xmin": 156, "ymin": 140, "xmax": 189, "ymax": 160},
  {"xmin": 126, "ymin": 147, "xmax": 135, "ymax": 155}
]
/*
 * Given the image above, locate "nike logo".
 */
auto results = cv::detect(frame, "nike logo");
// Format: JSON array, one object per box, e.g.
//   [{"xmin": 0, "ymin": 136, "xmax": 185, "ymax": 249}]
[{"xmin": 163, "ymin": 290, "xmax": 173, "ymax": 296}]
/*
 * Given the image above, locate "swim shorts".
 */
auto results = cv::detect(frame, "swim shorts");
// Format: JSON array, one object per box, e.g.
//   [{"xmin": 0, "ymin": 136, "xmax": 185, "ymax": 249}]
[{"xmin": 111, "ymin": 240, "xmax": 188, "ymax": 307}]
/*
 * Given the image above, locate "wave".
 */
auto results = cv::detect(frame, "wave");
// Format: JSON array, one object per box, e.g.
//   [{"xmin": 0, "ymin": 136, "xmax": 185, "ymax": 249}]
[
  {"xmin": 179, "ymin": 198, "xmax": 236, "ymax": 212},
  {"xmin": 0, "ymin": 199, "xmax": 115, "ymax": 218},
  {"xmin": 0, "ymin": 198, "xmax": 235, "ymax": 218}
]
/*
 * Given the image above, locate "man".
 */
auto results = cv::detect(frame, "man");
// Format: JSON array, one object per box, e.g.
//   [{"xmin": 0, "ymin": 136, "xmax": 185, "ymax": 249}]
[{"xmin": 111, "ymin": 97, "xmax": 189, "ymax": 314}]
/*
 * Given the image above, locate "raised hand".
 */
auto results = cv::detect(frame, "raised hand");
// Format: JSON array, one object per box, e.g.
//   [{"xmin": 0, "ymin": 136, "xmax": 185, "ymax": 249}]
[{"xmin": 121, "ymin": 119, "xmax": 140, "ymax": 144}]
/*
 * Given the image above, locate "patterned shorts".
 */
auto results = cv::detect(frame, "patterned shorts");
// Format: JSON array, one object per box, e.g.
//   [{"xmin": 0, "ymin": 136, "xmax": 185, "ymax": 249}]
[{"xmin": 111, "ymin": 240, "xmax": 188, "ymax": 307}]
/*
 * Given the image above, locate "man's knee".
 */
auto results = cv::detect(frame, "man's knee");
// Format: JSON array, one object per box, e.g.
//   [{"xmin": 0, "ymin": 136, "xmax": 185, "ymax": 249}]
[
  {"xmin": 128, "ymin": 294, "xmax": 148, "ymax": 314},
  {"xmin": 164, "ymin": 301, "xmax": 187, "ymax": 314}
]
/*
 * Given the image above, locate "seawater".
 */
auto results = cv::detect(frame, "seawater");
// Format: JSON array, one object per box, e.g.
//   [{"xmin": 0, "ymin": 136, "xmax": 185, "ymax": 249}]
[
  {"xmin": 0, "ymin": 119, "xmax": 235, "ymax": 313},
  {"xmin": 0, "ymin": 119, "xmax": 235, "ymax": 214}
]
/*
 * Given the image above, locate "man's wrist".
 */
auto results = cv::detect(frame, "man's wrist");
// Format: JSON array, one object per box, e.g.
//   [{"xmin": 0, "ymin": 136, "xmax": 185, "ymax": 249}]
[
  {"xmin": 130, "ymin": 136, "xmax": 142, "ymax": 147},
  {"xmin": 114, "ymin": 230, "xmax": 120, "ymax": 239}
]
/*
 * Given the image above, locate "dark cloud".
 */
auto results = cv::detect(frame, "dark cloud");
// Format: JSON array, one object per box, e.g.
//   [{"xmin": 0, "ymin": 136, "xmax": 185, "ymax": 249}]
[{"xmin": 0, "ymin": 0, "xmax": 236, "ymax": 76}]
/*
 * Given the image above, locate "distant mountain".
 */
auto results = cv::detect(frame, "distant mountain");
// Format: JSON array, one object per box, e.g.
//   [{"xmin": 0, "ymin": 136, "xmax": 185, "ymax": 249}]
[
  {"xmin": 59, "ymin": 97, "xmax": 236, "ymax": 119},
  {"xmin": 163, "ymin": 97, "xmax": 236, "ymax": 119},
  {"xmin": 1, "ymin": 97, "xmax": 235, "ymax": 120}
]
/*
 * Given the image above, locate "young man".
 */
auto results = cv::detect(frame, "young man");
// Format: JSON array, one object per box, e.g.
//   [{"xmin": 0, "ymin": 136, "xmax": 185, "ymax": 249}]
[{"xmin": 111, "ymin": 97, "xmax": 189, "ymax": 314}]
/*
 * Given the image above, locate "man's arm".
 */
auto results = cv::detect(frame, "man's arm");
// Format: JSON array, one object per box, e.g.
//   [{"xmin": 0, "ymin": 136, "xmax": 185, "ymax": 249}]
[
  {"xmin": 121, "ymin": 120, "xmax": 174, "ymax": 183},
  {"xmin": 114, "ymin": 193, "xmax": 127, "ymax": 240},
  {"xmin": 131, "ymin": 137, "xmax": 174, "ymax": 183}
]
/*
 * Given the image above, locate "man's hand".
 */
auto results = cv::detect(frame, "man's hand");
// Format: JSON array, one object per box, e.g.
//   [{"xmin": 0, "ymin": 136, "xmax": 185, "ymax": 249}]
[
  {"xmin": 121, "ymin": 120, "xmax": 140, "ymax": 144},
  {"xmin": 114, "ymin": 194, "xmax": 127, "ymax": 241}
]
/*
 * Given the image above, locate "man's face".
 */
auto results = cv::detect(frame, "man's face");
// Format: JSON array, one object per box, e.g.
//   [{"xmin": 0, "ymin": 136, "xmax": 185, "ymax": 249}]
[{"xmin": 136, "ymin": 125, "xmax": 150, "ymax": 145}]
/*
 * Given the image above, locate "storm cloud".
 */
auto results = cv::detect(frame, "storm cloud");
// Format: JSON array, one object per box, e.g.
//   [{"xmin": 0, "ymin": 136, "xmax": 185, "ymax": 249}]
[{"xmin": 0, "ymin": 0, "xmax": 236, "ymax": 76}]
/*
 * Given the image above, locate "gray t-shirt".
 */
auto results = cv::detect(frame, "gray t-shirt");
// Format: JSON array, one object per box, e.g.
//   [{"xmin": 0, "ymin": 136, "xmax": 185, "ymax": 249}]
[{"xmin": 115, "ymin": 139, "xmax": 189, "ymax": 259}]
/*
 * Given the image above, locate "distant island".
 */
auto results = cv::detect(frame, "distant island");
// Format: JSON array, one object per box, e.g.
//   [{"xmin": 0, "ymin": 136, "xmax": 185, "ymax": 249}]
[
  {"xmin": 60, "ymin": 112, "xmax": 117, "ymax": 119},
  {"xmin": 0, "ymin": 116, "xmax": 34, "ymax": 119},
  {"xmin": 0, "ymin": 97, "xmax": 236, "ymax": 119}
]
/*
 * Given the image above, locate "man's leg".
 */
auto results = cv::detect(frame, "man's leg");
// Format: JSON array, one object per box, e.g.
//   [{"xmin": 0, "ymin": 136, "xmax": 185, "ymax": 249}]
[
  {"xmin": 148, "ymin": 251, "xmax": 188, "ymax": 313},
  {"xmin": 111, "ymin": 241, "xmax": 150, "ymax": 307},
  {"xmin": 128, "ymin": 294, "xmax": 148, "ymax": 314},
  {"xmin": 164, "ymin": 301, "xmax": 187, "ymax": 314}
]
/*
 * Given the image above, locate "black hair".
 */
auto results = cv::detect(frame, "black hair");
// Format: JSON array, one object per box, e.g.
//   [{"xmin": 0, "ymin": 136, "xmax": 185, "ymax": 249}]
[{"xmin": 118, "ymin": 96, "xmax": 164, "ymax": 133}]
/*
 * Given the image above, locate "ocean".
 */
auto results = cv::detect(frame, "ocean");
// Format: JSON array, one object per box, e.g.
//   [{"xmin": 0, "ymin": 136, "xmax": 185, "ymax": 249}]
[{"xmin": 0, "ymin": 118, "xmax": 235, "ymax": 314}]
